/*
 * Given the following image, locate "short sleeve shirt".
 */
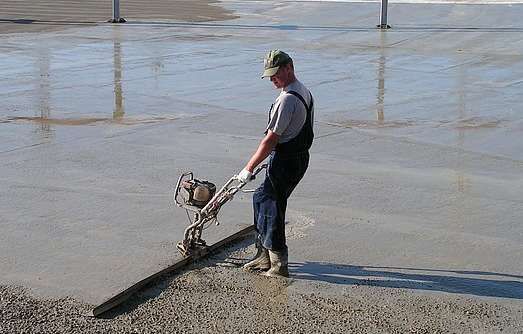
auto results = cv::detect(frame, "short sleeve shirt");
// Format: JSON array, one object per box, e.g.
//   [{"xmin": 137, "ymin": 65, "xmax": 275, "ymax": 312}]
[{"xmin": 266, "ymin": 80, "xmax": 314, "ymax": 143}]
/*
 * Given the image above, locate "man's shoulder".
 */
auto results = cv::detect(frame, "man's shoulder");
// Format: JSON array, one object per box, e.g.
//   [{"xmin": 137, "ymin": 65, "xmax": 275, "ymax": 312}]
[
  {"xmin": 275, "ymin": 92, "xmax": 301, "ymax": 113},
  {"xmin": 287, "ymin": 81, "xmax": 312, "ymax": 101},
  {"xmin": 280, "ymin": 91, "xmax": 301, "ymax": 101},
  {"xmin": 285, "ymin": 81, "xmax": 312, "ymax": 108}
]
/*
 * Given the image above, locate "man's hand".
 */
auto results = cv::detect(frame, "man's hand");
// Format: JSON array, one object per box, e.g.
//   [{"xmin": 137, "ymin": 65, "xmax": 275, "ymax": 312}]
[{"xmin": 237, "ymin": 168, "xmax": 253, "ymax": 184}]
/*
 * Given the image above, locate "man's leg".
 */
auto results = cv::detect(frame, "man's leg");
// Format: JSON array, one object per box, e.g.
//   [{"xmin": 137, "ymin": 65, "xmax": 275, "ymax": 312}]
[
  {"xmin": 262, "ymin": 152, "xmax": 309, "ymax": 278},
  {"xmin": 243, "ymin": 187, "xmax": 271, "ymax": 271},
  {"xmin": 260, "ymin": 186, "xmax": 289, "ymax": 278},
  {"xmin": 251, "ymin": 184, "xmax": 289, "ymax": 278},
  {"xmin": 246, "ymin": 152, "xmax": 309, "ymax": 277},
  {"xmin": 249, "ymin": 159, "xmax": 289, "ymax": 278},
  {"xmin": 253, "ymin": 175, "xmax": 286, "ymax": 252}
]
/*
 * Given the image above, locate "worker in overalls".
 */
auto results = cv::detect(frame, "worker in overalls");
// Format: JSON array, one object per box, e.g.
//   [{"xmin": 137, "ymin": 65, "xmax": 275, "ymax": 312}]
[{"xmin": 237, "ymin": 50, "xmax": 314, "ymax": 278}]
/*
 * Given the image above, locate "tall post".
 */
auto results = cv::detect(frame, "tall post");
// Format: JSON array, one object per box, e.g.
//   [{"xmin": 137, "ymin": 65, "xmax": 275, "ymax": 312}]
[
  {"xmin": 378, "ymin": 0, "xmax": 391, "ymax": 29},
  {"xmin": 113, "ymin": 0, "xmax": 120, "ymax": 21},
  {"xmin": 110, "ymin": 0, "xmax": 126, "ymax": 23}
]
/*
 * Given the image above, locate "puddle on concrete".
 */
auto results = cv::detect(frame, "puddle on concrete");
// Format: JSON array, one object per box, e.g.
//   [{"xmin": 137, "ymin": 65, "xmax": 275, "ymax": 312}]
[
  {"xmin": 0, "ymin": 1, "xmax": 521, "ymax": 164},
  {"xmin": 327, "ymin": 119, "xmax": 417, "ymax": 129},
  {"xmin": 327, "ymin": 117, "xmax": 504, "ymax": 130},
  {"xmin": 0, "ymin": 0, "xmax": 237, "ymax": 35},
  {"xmin": 454, "ymin": 117, "xmax": 502, "ymax": 130},
  {"xmin": 4, "ymin": 116, "xmax": 178, "ymax": 126}
]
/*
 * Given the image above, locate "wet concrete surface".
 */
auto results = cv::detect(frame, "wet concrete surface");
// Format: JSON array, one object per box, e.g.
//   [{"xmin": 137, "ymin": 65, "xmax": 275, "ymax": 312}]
[
  {"xmin": 2, "ymin": 243, "xmax": 523, "ymax": 333},
  {"xmin": 1, "ymin": 0, "xmax": 522, "ymax": 314},
  {"xmin": 0, "ymin": 0, "xmax": 236, "ymax": 34}
]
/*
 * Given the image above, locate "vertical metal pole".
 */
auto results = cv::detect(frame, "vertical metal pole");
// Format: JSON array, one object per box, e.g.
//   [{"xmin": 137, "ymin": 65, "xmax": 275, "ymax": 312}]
[
  {"xmin": 110, "ymin": 0, "xmax": 126, "ymax": 23},
  {"xmin": 112, "ymin": 0, "xmax": 120, "ymax": 21},
  {"xmin": 378, "ymin": 0, "xmax": 391, "ymax": 29}
]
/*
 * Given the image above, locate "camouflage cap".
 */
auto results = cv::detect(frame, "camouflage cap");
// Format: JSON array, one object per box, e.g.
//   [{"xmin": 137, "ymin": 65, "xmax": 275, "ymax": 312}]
[{"xmin": 261, "ymin": 50, "xmax": 292, "ymax": 78}]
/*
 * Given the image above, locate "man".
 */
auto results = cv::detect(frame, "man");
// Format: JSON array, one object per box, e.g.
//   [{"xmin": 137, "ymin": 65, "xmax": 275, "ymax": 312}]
[{"xmin": 237, "ymin": 50, "xmax": 314, "ymax": 278}]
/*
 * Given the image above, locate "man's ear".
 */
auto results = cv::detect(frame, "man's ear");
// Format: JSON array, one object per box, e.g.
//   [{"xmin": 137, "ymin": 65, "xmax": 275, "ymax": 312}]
[{"xmin": 283, "ymin": 63, "xmax": 292, "ymax": 74}]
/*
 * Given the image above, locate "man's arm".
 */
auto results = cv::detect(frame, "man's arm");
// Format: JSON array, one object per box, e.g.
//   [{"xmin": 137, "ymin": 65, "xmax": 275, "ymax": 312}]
[{"xmin": 245, "ymin": 130, "xmax": 280, "ymax": 172}]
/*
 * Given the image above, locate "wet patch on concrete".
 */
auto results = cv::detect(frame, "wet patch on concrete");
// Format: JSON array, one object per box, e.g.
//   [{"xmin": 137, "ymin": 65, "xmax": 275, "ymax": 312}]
[
  {"xmin": 0, "ymin": 0, "xmax": 237, "ymax": 35},
  {"xmin": 454, "ymin": 117, "xmax": 503, "ymax": 129},
  {"xmin": 286, "ymin": 210, "xmax": 316, "ymax": 240},
  {"xmin": 327, "ymin": 119, "xmax": 417, "ymax": 129},
  {"xmin": 4, "ymin": 116, "xmax": 178, "ymax": 126}
]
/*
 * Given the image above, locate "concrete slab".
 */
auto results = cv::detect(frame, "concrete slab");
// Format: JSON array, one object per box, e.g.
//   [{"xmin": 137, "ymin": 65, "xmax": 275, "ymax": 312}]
[
  {"xmin": 0, "ymin": 0, "xmax": 236, "ymax": 34},
  {"xmin": 1, "ymin": 1, "xmax": 522, "ymax": 305}
]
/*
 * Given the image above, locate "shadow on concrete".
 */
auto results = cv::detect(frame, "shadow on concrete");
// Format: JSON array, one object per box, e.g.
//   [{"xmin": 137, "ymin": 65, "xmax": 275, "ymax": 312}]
[
  {"xmin": 2, "ymin": 18, "xmax": 523, "ymax": 33},
  {"xmin": 290, "ymin": 261, "xmax": 523, "ymax": 300}
]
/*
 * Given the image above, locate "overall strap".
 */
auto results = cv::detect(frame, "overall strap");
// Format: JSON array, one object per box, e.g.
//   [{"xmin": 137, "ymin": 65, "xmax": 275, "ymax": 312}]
[
  {"xmin": 274, "ymin": 90, "xmax": 314, "ymax": 156},
  {"xmin": 286, "ymin": 91, "xmax": 313, "ymax": 113}
]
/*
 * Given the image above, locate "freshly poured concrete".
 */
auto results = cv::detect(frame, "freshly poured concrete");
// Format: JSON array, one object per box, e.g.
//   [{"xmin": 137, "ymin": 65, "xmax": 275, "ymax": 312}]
[
  {"xmin": 0, "ymin": 0, "xmax": 236, "ymax": 34},
  {"xmin": 1, "ymin": 0, "xmax": 522, "ymax": 308}
]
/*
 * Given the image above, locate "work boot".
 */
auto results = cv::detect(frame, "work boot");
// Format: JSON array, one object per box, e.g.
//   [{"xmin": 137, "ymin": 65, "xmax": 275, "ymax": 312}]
[
  {"xmin": 263, "ymin": 249, "xmax": 289, "ymax": 278},
  {"xmin": 243, "ymin": 239, "xmax": 270, "ymax": 271}
]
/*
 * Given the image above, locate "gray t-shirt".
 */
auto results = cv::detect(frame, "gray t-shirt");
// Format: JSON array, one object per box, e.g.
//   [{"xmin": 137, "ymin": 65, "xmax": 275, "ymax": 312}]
[{"xmin": 266, "ymin": 80, "xmax": 314, "ymax": 144}]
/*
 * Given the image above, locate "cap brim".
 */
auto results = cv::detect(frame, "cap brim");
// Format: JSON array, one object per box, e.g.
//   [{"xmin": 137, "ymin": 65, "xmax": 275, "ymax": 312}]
[{"xmin": 261, "ymin": 66, "xmax": 279, "ymax": 79}]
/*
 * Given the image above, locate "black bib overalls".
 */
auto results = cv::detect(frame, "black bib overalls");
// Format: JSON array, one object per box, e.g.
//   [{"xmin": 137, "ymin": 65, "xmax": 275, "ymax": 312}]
[{"xmin": 253, "ymin": 90, "xmax": 314, "ymax": 251}]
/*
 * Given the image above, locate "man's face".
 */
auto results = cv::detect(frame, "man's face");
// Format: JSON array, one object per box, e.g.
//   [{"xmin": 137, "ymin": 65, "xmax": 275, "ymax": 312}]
[{"xmin": 270, "ymin": 63, "xmax": 292, "ymax": 89}]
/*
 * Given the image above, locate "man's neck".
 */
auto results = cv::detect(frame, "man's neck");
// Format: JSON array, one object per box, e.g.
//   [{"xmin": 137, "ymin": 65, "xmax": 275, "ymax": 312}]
[{"xmin": 281, "ymin": 78, "xmax": 297, "ymax": 91}]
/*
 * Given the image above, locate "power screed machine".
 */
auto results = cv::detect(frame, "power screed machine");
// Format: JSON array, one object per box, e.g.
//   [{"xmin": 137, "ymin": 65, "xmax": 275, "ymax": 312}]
[
  {"xmin": 89, "ymin": 165, "xmax": 268, "ymax": 317},
  {"xmin": 173, "ymin": 164, "xmax": 267, "ymax": 256}
]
